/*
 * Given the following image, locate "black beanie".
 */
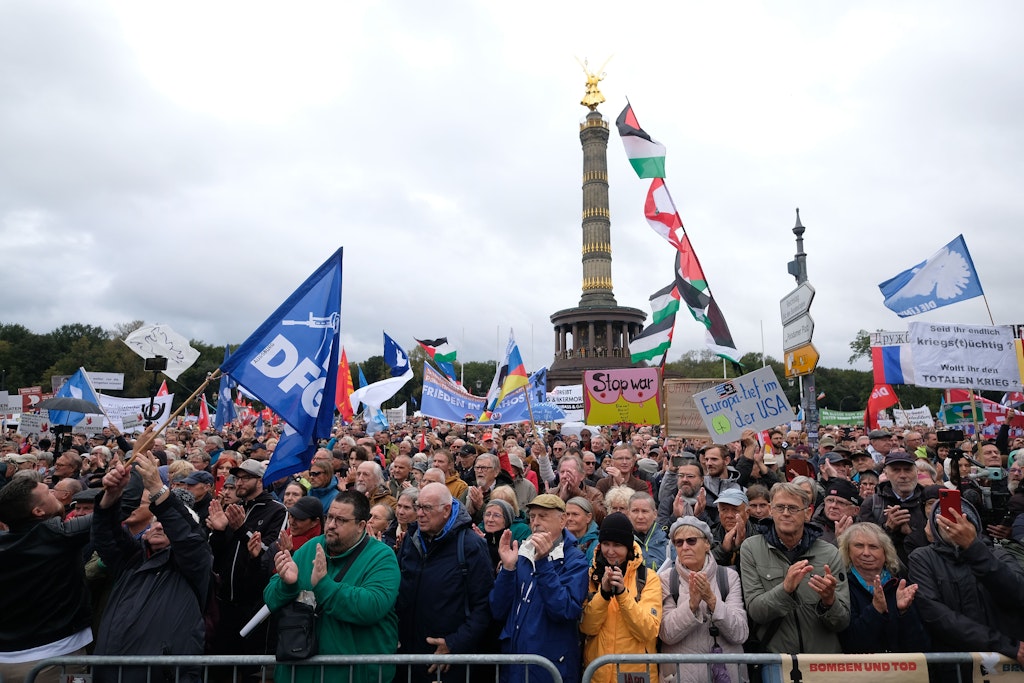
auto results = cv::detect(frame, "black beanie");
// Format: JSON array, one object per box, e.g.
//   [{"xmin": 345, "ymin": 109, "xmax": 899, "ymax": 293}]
[{"xmin": 598, "ymin": 512, "xmax": 635, "ymax": 548}]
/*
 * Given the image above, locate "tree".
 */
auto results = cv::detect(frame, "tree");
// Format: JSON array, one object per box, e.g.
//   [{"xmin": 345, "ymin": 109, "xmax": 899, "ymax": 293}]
[{"xmin": 848, "ymin": 329, "xmax": 873, "ymax": 364}]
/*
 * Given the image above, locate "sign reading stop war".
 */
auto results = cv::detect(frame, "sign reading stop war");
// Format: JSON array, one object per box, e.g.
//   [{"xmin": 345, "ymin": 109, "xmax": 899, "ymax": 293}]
[
  {"xmin": 583, "ymin": 368, "xmax": 661, "ymax": 426},
  {"xmin": 692, "ymin": 366, "xmax": 792, "ymax": 443}
]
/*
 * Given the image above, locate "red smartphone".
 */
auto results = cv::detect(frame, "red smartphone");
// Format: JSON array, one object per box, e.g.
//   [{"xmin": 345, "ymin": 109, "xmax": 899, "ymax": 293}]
[{"xmin": 938, "ymin": 489, "xmax": 961, "ymax": 522}]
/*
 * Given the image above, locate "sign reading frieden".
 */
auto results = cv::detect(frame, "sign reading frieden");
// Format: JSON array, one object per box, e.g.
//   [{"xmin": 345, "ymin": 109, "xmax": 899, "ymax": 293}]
[
  {"xmin": 908, "ymin": 322, "xmax": 1023, "ymax": 391},
  {"xmin": 691, "ymin": 366, "xmax": 792, "ymax": 443}
]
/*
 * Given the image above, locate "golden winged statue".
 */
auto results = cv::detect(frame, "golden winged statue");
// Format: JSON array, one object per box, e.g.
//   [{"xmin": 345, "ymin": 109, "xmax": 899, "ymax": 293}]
[{"xmin": 577, "ymin": 56, "xmax": 612, "ymax": 110}]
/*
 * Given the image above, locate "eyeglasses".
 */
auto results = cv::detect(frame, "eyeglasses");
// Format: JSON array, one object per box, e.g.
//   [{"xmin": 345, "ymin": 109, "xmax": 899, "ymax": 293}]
[
  {"xmin": 309, "ymin": 470, "xmax": 325, "ymax": 476},
  {"xmin": 553, "ymin": 447, "xmax": 565, "ymax": 452},
  {"xmin": 474, "ymin": 465, "xmax": 494, "ymax": 471},
  {"xmin": 771, "ymin": 504, "xmax": 807, "ymax": 515},
  {"xmin": 482, "ymin": 511, "xmax": 504, "ymax": 519},
  {"xmin": 414, "ymin": 503, "xmax": 438, "ymax": 512},
  {"xmin": 325, "ymin": 514, "xmax": 357, "ymax": 526},
  {"xmin": 824, "ymin": 496, "xmax": 857, "ymax": 507},
  {"xmin": 673, "ymin": 537, "xmax": 703, "ymax": 547}
]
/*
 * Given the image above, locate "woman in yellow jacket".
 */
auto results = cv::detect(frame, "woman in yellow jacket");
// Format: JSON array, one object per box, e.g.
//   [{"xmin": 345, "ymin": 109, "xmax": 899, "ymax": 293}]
[{"xmin": 581, "ymin": 512, "xmax": 662, "ymax": 683}]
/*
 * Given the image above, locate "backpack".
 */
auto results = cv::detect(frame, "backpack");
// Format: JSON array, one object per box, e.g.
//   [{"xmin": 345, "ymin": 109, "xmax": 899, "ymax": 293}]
[{"xmin": 667, "ymin": 563, "xmax": 730, "ymax": 603}]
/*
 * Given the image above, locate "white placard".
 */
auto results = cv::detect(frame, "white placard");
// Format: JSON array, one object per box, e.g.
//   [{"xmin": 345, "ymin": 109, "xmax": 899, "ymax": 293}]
[
  {"xmin": 908, "ymin": 322, "xmax": 1022, "ymax": 391},
  {"xmin": 18, "ymin": 413, "xmax": 50, "ymax": 437},
  {"xmin": 549, "ymin": 384, "xmax": 584, "ymax": 423},
  {"xmin": 893, "ymin": 406, "xmax": 934, "ymax": 427},
  {"xmin": 385, "ymin": 403, "xmax": 408, "ymax": 425},
  {"xmin": 88, "ymin": 372, "xmax": 125, "ymax": 390},
  {"xmin": 691, "ymin": 366, "xmax": 793, "ymax": 443}
]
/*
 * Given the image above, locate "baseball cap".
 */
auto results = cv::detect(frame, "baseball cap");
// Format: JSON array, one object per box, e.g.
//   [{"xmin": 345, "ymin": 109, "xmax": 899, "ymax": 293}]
[
  {"xmin": 869, "ymin": 429, "xmax": 892, "ymax": 440},
  {"xmin": 288, "ymin": 497, "xmax": 324, "ymax": 521},
  {"xmin": 826, "ymin": 479, "xmax": 862, "ymax": 506},
  {"xmin": 825, "ymin": 452, "xmax": 852, "ymax": 466},
  {"xmin": 818, "ymin": 436, "xmax": 836, "ymax": 449},
  {"xmin": 526, "ymin": 494, "xmax": 565, "ymax": 511},
  {"xmin": 183, "ymin": 470, "xmax": 215, "ymax": 486},
  {"xmin": 884, "ymin": 451, "xmax": 916, "ymax": 467},
  {"xmin": 715, "ymin": 488, "xmax": 749, "ymax": 507},
  {"xmin": 230, "ymin": 460, "xmax": 266, "ymax": 478},
  {"xmin": 508, "ymin": 454, "xmax": 525, "ymax": 472}
]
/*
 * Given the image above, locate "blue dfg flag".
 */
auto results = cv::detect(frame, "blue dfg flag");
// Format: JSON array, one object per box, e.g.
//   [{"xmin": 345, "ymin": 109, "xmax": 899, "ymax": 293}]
[
  {"xmin": 214, "ymin": 346, "xmax": 236, "ymax": 432},
  {"xmin": 879, "ymin": 235, "xmax": 984, "ymax": 317},
  {"xmin": 221, "ymin": 248, "xmax": 343, "ymax": 482}
]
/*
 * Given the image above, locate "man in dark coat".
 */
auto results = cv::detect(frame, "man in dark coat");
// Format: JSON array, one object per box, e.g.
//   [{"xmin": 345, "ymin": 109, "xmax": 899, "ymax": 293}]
[
  {"xmin": 92, "ymin": 451, "xmax": 213, "ymax": 682},
  {"xmin": 859, "ymin": 451, "xmax": 929, "ymax": 565},
  {"xmin": 396, "ymin": 482, "xmax": 494, "ymax": 683}
]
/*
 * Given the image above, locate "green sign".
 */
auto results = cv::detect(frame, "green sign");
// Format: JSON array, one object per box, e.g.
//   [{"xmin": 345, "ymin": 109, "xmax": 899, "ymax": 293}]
[{"xmin": 819, "ymin": 409, "xmax": 863, "ymax": 425}]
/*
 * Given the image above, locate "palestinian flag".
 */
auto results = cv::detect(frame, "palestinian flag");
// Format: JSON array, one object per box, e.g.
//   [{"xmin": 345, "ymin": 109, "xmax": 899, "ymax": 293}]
[
  {"xmin": 648, "ymin": 282, "xmax": 680, "ymax": 325},
  {"xmin": 631, "ymin": 313, "xmax": 676, "ymax": 364},
  {"xmin": 616, "ymin": 104, "xmax": 667, "ymax": 179},
  {"xmin": 644, "ymin": 179, "xmax": 684, "ymax": 250},
  {"xmin": 335, "ymin": 347, "xmax": 355, "ymax": 423},
  {"xmin": 674, "ymin": 241, "xmax": 742, "ymax": 367},
  {"xmin": 416, "ymin": 337, "xmax": 457, "ymax": 381}
]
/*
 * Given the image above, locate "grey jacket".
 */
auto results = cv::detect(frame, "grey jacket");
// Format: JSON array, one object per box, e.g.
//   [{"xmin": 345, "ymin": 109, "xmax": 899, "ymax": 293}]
[{"xmin": 739, "ymin": 522, "xmax": 850, "ymax": 653}]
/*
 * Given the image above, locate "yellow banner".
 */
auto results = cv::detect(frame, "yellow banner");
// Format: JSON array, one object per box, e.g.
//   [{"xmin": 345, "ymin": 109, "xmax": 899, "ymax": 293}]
[{"xmin": 583, "ymin": 368, "xmax": 661, "ymax": 426}]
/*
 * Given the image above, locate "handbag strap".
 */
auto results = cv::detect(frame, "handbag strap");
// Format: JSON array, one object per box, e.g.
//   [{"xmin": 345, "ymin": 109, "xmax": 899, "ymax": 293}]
[{"xmin": 331, "ymin": 532, "xmax": 371, "ymax": 583}]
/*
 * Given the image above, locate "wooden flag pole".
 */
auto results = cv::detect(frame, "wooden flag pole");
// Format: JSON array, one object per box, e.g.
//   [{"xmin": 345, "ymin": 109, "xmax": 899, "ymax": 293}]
[
  {"xmin": 126, "ymin": 369, "xmax": 221, "ymax": 464},
  {"xmin": 982, "ymin": 294, "xmax": 996, "ymax": 326},
  {"xmin": 968, "ymin": 390, "xmax": 984, "ymax": 445}
]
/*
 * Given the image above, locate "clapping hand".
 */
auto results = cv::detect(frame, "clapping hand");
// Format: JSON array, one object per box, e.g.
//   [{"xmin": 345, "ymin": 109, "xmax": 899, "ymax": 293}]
[
  {"xmin": 497, "ymin": 529, "xmax": 519, "ymax": 571},
  {"xmin": 808, "ymin": 565, "xmax": 838, "ymax": 606}
]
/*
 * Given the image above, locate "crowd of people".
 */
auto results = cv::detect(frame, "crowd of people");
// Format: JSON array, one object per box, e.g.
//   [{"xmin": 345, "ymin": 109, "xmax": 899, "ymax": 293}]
[{"xmin": 2, "ymin": 414, "xmax": 1024, "ymax": 683}]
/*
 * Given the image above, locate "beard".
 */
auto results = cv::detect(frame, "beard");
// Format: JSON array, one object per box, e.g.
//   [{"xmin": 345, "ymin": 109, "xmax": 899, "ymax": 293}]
[{"xmin": 354, "ymin": 481, "xmax": 368, "ymax": 493}]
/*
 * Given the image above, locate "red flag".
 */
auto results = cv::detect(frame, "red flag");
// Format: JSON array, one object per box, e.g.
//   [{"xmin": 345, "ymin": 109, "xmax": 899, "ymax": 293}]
[
  {"xmin": 336, "ymin": 347, "xmax": 355, "ymax": 424},
  {"xmin": 864, "ymin": 384, "xmax": 898, "ymax": 430},
  {"xmin": 157, "ymin": 380, "xmax": 169, "ymax": 397},
  {"xmin": 198, "ymin": 395, "xmax": 210, "ymax": 431}
]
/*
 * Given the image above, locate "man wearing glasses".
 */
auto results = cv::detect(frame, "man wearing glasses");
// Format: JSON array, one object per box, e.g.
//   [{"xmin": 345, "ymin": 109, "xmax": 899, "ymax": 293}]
[
  {"xmin": 739, "ymin": 482, "xmax": 850, "ymax": 655},
  {"xmin": 460, "ymin": 453, "xmax": 509, "ymax": 523},
  {"xmin": 396, "ymin": 482, "xmax": 493, "ymax": 683}
]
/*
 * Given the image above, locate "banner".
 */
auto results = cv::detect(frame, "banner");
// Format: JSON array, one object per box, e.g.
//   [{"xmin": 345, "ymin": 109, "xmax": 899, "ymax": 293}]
[
  {"xmin": 549, "ymin": 384, "xmax": 584, "ymax": 423},
  {"xmin": 786, "ymin": 653, "xmax": 928, "ymax": 683},
  {"xmin": 18, "ymin": 413, "xmax": 49, "ymax": 438},
  {"xmin": 691, "ymin": 366, "xmax": 792, "ymax": 443},
  {"xmin": 385, "ymin": 403, "xmax": 408, "ymax": 426},
  {"xmin": 893, "ymin": 406, "xmax": 933, "ymax": 427},
  {"xmin": 819, "ymin": 409, "xmax": 863, "ymax": 426},
  {"xmin": 583, "ymin": 368, "xmax": 661, "ymax": 426},
  {"xmin": 664, "ymin": 378, "xmax": 720, "ymax": 438},
  {"xmin": 909, "ymin": 323, "xmax": 1022, "ymax": 391},
  {"xmin": 420, "ymin": 365, "xmax": 532, "ymax": 425},
  {"xmin": 971, "ymin": 652, "xmax": 1024, "ymax": 680},
  {"xmin": 19, "ymin": 386, "xmax": 42, "ymax": 412},
  {"xmin": 93, "ymin": 394, "xmax": 176, "ymax": 432}
]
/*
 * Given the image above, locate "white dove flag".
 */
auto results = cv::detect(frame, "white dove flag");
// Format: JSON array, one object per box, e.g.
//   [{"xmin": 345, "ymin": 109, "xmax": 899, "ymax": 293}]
[
  {"xmin": 879, "ymin": 235, "xmax": 984, "ymax": 317},
  {"xmin": 123, "ymin": 323, "xmax": 201, "ymax": 381}
]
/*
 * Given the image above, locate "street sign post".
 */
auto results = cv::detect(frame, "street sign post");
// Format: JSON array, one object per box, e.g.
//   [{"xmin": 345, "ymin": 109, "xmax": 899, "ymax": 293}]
[
  {"xmin": 782, "ymin": 314, "xmax": 814, "ymax": 352},
  {"xmin": 780, "ymin": 283, "xmax": 815, "ymax": 326},
  {"xmin": 785, "ymin": 343, "xmax": 819, "ymax": 378}
]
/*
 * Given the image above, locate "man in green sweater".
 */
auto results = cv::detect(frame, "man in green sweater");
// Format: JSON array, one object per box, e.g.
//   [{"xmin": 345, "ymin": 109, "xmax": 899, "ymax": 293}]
[{"xmin": 265, "ymin": 490, "xmax": 400, "ymax": 683}]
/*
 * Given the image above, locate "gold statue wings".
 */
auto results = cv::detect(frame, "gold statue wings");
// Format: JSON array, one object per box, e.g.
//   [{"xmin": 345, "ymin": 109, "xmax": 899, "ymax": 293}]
[{"xmin": 577, "ymin": 56, "xmax": 612, "ymax": 111}]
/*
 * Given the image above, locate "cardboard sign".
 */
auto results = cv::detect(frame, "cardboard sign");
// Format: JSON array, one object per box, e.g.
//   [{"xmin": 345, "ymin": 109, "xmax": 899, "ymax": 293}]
[
  {"xmin": 786, "ymin": 654, "xmax": 928, "ymax": 683},
  {"xmin": 691, "ymin": 366, "xmax": 792, "ymax": 443},
  {"xmin": 18, "ymin": 413, "xmax": 50, "ymax": 437},
  {"xmin": 583, "ymin": 368, "xmax": 661, "ymax": 426},
  {"xmin": 664, "ymin": 378, "xmax": 720, "ymax": 438},
  {"xmin": 549, "ymin": 384, "xmax": 584, "ymax": 423}
]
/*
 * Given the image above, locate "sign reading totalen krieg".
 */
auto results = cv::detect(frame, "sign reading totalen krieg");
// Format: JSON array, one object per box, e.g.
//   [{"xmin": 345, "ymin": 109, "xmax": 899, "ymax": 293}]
[
  {"xmin": 909, "ymin": 322, "xmax": 1023, "ymax": 391},
  {"xmin": 583, "ymin": 368, "xmax": 660, "ymax": 426},
  {"xmin": 691, "ymin": 366, "xmax": 792, "ymax": 443}
]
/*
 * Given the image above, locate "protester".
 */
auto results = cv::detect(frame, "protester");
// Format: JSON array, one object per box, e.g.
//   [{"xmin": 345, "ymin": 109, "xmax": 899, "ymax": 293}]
[
  {"xmin": 859, "ymin": 451, "xmax": 930, "ymax": 565},
  {"xmin": 306, "ymin": 460, "xmax": 340, "ymax": 513},
  {"xmin": 91, "ymin": 451, "xmax": 213, "ymax": 682},
  {"xmin": 265, "ymin": 491, "xmax": 400, "ymax": 683},
  {"xmin": 739, "ymin": 482, "xmax": 850, "ymax": 654},
  {"xmin": 490, "ymin": 494, "xmax": 590, "ymax": 683},
  {"xmin": 565, "ymin": 496, "xmax": 600, "ymax": 563},
  {"xmin": 659, "ymin": 516, "xmax": 748, "ymax": 683},
  {"xmin": 479, "ymin": 498, "xmax": 529, "ymax": 570},
  {"xmin": 628, "ymin": 491, "xmax": 667, "ymax": 570},
  {"xmin": 581, "ymin": 512, "xmax": 662, "ymax": 683},
  {"xmin": 838, "ymin": 522, "xmax": 929, "ymax": 654},
  {"xmin": 711, "ymin": 488, "xmax": 756, "ymax": 568}
]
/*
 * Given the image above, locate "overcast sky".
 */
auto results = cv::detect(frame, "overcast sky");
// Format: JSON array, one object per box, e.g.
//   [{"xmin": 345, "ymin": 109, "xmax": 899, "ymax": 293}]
[{"xmin": 2, "ymin": 1, "xmax": 1021, "ymax": 379}]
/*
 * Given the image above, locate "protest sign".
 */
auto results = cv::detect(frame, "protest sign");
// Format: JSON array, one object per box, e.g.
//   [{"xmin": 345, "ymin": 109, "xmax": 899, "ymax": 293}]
[
  {"xmin": 664, "ymin": 378, "xmax": 720, "ymax": 438},
  {"xmin": 785, "ymin": 653, "xmax": 928, "ymax": 683},
  {"xmin": 691, "ymin": 366, "xmax": 792, "ymax": 443},
  {"xmin": 420, "ymin": 365, "xmax": 531, "ymax": 425},
  {"xmin": 18, "ymin": 413, "xmax": 49, "ymax": 437},
  {"xmin": 583, "ymin": 368, "xmax": 660, "ymax": 426},
  {"xmin": 549, "ymin": 384, "xmax": 584, "ymax": 423},
  {"xmin": 19, "ymin": 386, "xmax": 42, "ymax": 411},
  {"xmin": 819, "ymin": 409, "xmax": 863, "ymax": 425},
  {"xmin": 96, "ymin": 394, "xmax": 175, "ymax": 432},
  {"xmin": 909, "ymin": 323, "xmax": 1022, "ymax": 391},
  {"xmin": 385, "ymin": 403, "xmax": 407, "ymax": 426},
  {"xmin": 893, "ymin": 406, "xmax": 933, "ymax": 427}
]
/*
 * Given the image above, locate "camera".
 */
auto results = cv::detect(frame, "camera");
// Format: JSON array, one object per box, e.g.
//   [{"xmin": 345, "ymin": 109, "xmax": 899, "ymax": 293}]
[{"xmin": 943, "ymin": 429, "xmax": 1010, "ymax": 526}]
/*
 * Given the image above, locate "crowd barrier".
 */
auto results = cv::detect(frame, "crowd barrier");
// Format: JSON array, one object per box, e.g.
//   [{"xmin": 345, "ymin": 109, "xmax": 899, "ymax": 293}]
[
  {"xmin": 582, "ymin": 652, "xmax": 1024, "ymax": 683},
  {"xmin": 27, "ymin": 653, "xmax": 562, "ymax": 683}
]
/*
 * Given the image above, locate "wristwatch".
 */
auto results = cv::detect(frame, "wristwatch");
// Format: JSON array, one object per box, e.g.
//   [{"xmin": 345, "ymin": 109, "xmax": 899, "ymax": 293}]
[{"xmin": 149, "ymin": 485, "xmax": 169, "ymax": 504}]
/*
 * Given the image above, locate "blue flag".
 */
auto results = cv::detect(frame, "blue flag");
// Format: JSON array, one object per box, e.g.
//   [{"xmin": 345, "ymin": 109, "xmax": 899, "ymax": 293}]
[
  {"xmin": 254, "ymin": 414, "xmax": 264, "ymax": 437},
  {"xmin": 214, "ymin": 346, "xmax": 236, "ymax": 432},
  {"xmin": 264, "ymin": 427, "xmax": 317, "ymax": 485},
  {"xmin": 358, "ymin": 366, "xmax": 368, "ymax": 388},
  {"xmin": 222, "ymin": 345, "xmax": 237, "ymax": 389},
  {"xmin": 48, "ymin": 367, "xmax": 102, "ymax": 427},
  {"xmin": 220, "ymin": 248, "xmax": 342, "ymax": 439},
  {"xmin": 879, "ymin": 235, "xmax": 984, "ymax": 317},
  {"xmin": 384, "ymin": 332, "xmax": 410, "ymax": 377}
]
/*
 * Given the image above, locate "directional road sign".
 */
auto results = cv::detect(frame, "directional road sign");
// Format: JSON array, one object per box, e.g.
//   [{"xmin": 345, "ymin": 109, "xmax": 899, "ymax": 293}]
[
  {"xmin": 780, "ymin": 282, "xmax": 816, "ymax": 326},
  {"xmin": 782, "ymin": 314, "xmax": 814, "ymax": 352},
  {"xmin": 785, "ymin": 343, "xmax": 820, "ymax": 378}
]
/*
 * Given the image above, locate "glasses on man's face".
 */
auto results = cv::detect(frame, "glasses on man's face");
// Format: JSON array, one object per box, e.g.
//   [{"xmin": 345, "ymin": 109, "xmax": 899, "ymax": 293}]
[
  {"xmin": 673, "ymin": 536, "xmax": 703, "ymax": 547},
  {"xmin": 325, "ymin": 514, "xmax": 356, "ymax": 526},
  {"xmin": 474, "ymin": 465, "xmax": 494, "ymax": 471},
  {"xmin": 771, "ymin": 504, "xmax": 807, "ymax": 515},
  {"xmin": 824, "ymin": 496, "xmax": 857, "ymax": 508},
  {"xmin": 414, "ymin": 503, "xmax": 437, "ymax": 513},
  {"xmin": 553, "ymin": 447, "xmax": 565, "ymax": 452},
  {"xmin": 309, "ymin": 470, "xmax": 325, "ymax": 477}
]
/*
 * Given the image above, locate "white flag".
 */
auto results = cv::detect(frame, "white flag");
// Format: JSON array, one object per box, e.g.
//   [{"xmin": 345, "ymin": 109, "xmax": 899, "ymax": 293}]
[{"xmin": 123, "ymin": 324, "xmax": 200, "ymax": 381}]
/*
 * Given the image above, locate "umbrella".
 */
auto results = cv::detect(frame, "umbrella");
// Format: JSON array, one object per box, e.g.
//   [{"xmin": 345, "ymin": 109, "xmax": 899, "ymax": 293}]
[{"xmin": 37, "ymin": 396, "xmax": 103, "ymax": 414}]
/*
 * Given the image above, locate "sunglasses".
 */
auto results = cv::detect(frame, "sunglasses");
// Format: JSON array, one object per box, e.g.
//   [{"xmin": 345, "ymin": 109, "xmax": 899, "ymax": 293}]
[
  {"xmin": 672, "ymin": 536, "xmax": 703, "ymax": 547},
  {"xmin": 309, "ymin": 470, "xmax": 325, "ymax": 476}
]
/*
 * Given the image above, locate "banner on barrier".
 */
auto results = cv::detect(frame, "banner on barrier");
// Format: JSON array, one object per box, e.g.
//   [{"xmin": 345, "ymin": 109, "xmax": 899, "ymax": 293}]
[{"xmin": 786, "ymin": 653, "xmax": 928, "ymax": 683}]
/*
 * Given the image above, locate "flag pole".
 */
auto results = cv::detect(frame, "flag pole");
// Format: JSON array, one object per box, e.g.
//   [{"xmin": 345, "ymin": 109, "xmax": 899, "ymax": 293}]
[
  {"xmin": 968, "ymin": 390, "xmax": 983, "ymax": 444},
  {"xmin": 658, "ymin": 354, "xmax": 668, "ymax": 436},
  {"xmin": 126, "ymin": 369, "xmax": 222, "ymax": 464},
  {"xmin": 982, "ymin": 294, "xmax": 996, "ymax": 326}
]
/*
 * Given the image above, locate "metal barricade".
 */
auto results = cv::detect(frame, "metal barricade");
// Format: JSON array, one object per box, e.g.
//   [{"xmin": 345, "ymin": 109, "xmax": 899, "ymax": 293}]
[
  {"xmin": 582, "ymin": 652, "xmax": 989, "ymax": 683},
  {"xmin": 27, "ymin": 653, "xmax": 563, "ymax": 683}
]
